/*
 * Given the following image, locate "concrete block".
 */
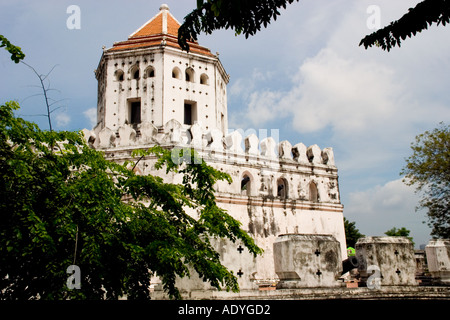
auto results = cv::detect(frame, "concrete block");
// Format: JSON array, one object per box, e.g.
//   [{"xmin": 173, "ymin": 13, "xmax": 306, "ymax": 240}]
[
  {"xmin": 164, "ymin": 119, "xmax": 182, "ymax": 144},
  {"xmin": 205, "ymin": 128, "xmax": 224, "ymax": 151},
  {"xmin": 139, "ymin": 121, "xmax": 158, "ymax": 144},
  {"xmin": 224, "ymin": 131, "xmax": 243, "ymax": 153},
  {"xmin": 307, "ymin": 144, "xmax": 322, "ymax": 164},
  {"xmin": 322, "ymin": 147, "xmax": 335, "ymax": 166},
  {"xmin": 356, "ymin": 236, "xmax": 417, "ymax": 286},
  {"xmin": 80, "ymin": 128, "xmax": 96, "ymax": 146},
  {"xmin": 278, "ymin": 140, "xmax": 293, "ymax": 160},
  {"xmin": 292, "ymin": 143, "xmax": 308, "ymax": 163},
  {"xmin": 189, "ymin": 122, "xmax": 203, "ymax": 148},
  {"xmin": 98, "ymin": 127, "xmax": 116, "ymax": 148},
  {"xmin": 244, "ymin": 134, "xmax": 259, "ymax": 156},
  {"xmin": 260, "ymin": 137, "xmax": 277, "ymax": 159},
  {"xmin": 118, "ymin": 125, "xmax": 136, "ymax": 146},
  {"xmin": 273, "ymin": 234, "xmax": 342, "ymax": 288},
  {"xmin": 425, "ymin": 239, "xmax": 450, "ymax": 284}
]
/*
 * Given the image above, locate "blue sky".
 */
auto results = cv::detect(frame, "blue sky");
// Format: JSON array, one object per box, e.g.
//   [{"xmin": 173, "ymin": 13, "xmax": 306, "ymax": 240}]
[{"xmin": 1, "ymin": 0, "xmax": 450, "ymax": 247}]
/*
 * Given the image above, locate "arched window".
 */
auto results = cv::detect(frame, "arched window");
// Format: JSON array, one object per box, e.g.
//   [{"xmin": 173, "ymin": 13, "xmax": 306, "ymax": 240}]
[
  {"xmin": 129, "ymin": 65, "xmax": 140, "ymax": 80},
  {"xmin": 185, "ymin": 67, "xmax": 195, "ymax": 82},
  {"xmin": 200, "ymin": 73, "xmax": 209, "ymax": 85},
  {"xmin": 172, "ymin": 67, "xmax": 181, "ymax": 79},
  {"xmin": 115, "ymin": 70, "xmax": 124, "ymax": 81},
  {"xmin": 277, "ymin": 178, "xmax": 288, "ymax": 199},
  {"xmin": 309, "ymin": 182, "xmax": 319, "ymax": 203},
  {"xmin": 146, "ymin": 66, "xmax": 155, "ymax": 78},
  {"xmin": 241, "ymin": 174, "xmax": 251, "ymax": 196},
  {"xmin": 133, "ymin": 69, "xmax": 140, "ymax": 80}
]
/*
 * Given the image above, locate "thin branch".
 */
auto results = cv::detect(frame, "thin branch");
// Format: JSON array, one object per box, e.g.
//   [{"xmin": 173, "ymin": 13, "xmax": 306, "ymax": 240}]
[
  {"xmin": 131, "ymin": 154, "xmax": 147, "ymax": 172},
  {"xmin": 21, "ymin": 61, "xmax": 54, "ymax": 132},
  {"xmin": 48, "ymin": 98, "xmax": 68, "ymax": 108},
  {"xmin": 21, "ymin": 93, "xmax": 46, "ymax": 104},
  {"xmin": 22, "ymin": 84, "xmax": 44, "ymax": 89},
  {"xmin": 17, "ymin": 113, "xmax": 48, "ymax": 118},
  {"xmin": 49, "ymin": 106, "xmax": 66, "ymax": 114},
  {"xmin": 45, "ymin": 88, "xmax": 62, "ymax": 94},
  {"xmin": 73, "ymin": 225, "xmax": 79, "ymax": 265},
  {"xmin": 41, "ymin": 64, "xmax": 59, "ymax": 81}
]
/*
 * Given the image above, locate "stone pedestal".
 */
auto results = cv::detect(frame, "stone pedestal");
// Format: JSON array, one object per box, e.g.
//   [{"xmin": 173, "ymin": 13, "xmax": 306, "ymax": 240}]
[
  {"xmin": 356, "ymin": 236, "xmax": 417, "ymax": 286},
  {"xmin": 273, "ymin": 234, "xmax": 342, "ymax": 288},
  {"xmin": 425, "ymin": 239, "xmax": 450, "ymax": 284}
]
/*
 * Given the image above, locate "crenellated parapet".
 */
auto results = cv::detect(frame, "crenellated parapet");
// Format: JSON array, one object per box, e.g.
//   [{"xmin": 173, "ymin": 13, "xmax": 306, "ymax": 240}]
[
  {"xmin": 83, "ymin": 120, "xmax": 336, "ymax": 168},
  {"xmin": 82, "ymin": 119, "xmax": 341, "ymax": 205}
]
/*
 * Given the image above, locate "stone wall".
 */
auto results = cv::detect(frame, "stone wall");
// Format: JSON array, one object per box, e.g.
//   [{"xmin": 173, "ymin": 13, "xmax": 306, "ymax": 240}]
[
  {"xmin": 425, "ymin": 239, "xmax": 450, "ymax": 284},
  {"xmin": 356, "ymin": 236, "xmax": 417, "ymax": 286},
  {"xmin": 82, "ymin": 123, "xmax": 347, "ymax": 289},
  {"xmin": 274, "ymin": 234, "xmax": 343, "ymax": 288}
]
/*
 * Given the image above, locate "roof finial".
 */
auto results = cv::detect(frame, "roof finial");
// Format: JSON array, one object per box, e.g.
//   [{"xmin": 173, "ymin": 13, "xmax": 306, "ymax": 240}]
[{"xmin": 160, "ymin": 4, "xmax": 169, "ymax": 34}]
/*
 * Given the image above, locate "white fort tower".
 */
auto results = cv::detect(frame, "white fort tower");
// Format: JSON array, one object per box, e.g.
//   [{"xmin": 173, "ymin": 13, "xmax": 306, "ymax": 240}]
[
  {"xmin": 94, "ymin": 3, "xmax": 228, "ymax": 137},
  {"xmin": 84, "ymin": 4, "xmax": 347, "ymax": 297}
]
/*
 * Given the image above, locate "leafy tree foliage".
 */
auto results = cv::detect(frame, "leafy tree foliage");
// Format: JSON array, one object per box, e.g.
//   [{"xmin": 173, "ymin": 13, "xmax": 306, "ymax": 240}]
[
  {"xmin": 0, "ymin": 101, "xmax": 262, "ymax": 299},
  {"xmin": 0, "ymin": 35, "xmax": 25, "ymax": 63},
  {"xmin": 401, "ymin": 123, "xmax": 450, "ymax": 239},
  {"xmin": 344, "ymin": 218, "xmax": 364, "ymax": 248},
  {"xmin": 178, "ymin": 0, "xmax": 299, "ymax": 51},
  {"xmin": 360, "ymin": 0, "xmax": 450, "ymax": 51},
  {"xmin": 179, "ymin": 0, "xmax": 450, "ymax": 52},
  {"xmin": 384, "ymin": 227, "xmax": 414, "ymax": 246}
]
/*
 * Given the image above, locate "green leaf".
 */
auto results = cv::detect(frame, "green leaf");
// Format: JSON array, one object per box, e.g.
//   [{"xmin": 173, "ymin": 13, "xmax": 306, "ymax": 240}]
[{"xmin": 0, "ymin": 35, "xmax": 25, "ymax": 63}]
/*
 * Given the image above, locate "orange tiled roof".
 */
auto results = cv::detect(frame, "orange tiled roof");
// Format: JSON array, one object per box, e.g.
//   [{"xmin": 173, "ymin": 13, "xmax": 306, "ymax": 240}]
[
  {"xmin": 131, "ymin": 12, "xmax": 165, "ymax": 38},
  {"xmin": 108, "ymin": 5, "xmax": 213, "ymax": 57},
  {"xmin": 166, "ymin": 13, "xmax": 180, "ymax": 38}
]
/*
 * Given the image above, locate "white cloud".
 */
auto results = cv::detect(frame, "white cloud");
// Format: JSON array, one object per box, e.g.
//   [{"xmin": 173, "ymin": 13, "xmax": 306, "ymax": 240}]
[
  {"xmin": 83, "ymin": 108, "xmax": 97, "ymax": 128},
  {"xmin": 245, "ymin": 90, "xmax": 285, "ymax": 127},
  {"xmin": 233, "ymin": 2, "xmax": 450, "ymax": 135},
  {"xmin": 228, "ymin": 69, "xmax": 269, "ymax": 98},
  {"xmin": 228, "ymin": 69, "xmax": 286, "ymax": 129},
  {"xmin": 278, "ymin": 48, "xmax": 401, "ymax": 134},
  {"xmin": 344, "ymin": 178, "xmax": 431, "ymax": 247},
  {"xmin": 54, "ymin": 112, "xmax": 70, "ymax": 128},
  {"xmin": 230, "ymin": 0, "xmax": 450, "ymax": 174}
]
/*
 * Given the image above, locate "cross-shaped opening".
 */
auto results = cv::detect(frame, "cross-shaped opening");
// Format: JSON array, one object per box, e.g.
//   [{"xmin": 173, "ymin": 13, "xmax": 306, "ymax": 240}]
[
  {"xmin": 314, "ymin": 249, "xmax": 321, "ymax": 256},
  {"xmin": 316, "ymin": 269, "xmax": 322, "ymax": 276},
  {"xmin": 237, "ymin": 245, "xmax": 244, "ymax": 254},
  {"xmin": 237, "ymin": 269, "xmax": 243, "ymax": 278}
]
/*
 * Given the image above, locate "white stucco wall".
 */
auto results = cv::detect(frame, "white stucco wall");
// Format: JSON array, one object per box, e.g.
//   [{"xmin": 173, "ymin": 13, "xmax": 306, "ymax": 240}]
[{"xmin": 95, "ymin": 46, "xmax": 228, "ymax": 136}]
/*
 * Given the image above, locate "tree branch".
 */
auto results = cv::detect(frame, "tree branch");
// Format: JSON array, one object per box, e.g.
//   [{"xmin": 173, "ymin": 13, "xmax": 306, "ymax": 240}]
[{"xmin": 360, "ymin": 0, "xmax": 450, "ymax": 51}]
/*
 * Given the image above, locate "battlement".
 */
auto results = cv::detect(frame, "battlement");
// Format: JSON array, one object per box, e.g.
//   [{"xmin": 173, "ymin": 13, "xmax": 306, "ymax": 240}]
[
  {"xmin": 83, "ymin": 120, "xmax": 336, "ymax": 167},
  {"xmin": 82, "ymin": 119, "xmax": 341, "ymax": 206}
]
